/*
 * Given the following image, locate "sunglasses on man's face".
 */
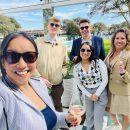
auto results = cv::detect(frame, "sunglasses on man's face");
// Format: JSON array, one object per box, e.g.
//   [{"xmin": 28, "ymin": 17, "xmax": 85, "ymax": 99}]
[
  {"xmin": 80, "ymin": 48, "xmax": 92, "ymax": 53},
  {"xmin": 80, "ymin": 26, "xmax": 89, "ymax": 30},
  {"xmin": 50, "ymin": 23, "xmax": 60, "ymax": 28},
  {"xmin": 3, "ymin": 51, "xmax": 38, "ymax": 64}
]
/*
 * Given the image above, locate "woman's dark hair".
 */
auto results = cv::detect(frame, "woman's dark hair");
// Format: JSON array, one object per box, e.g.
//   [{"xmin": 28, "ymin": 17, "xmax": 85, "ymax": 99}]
[
  {"xmin": 75, "ymin": 42, "xmax": 97, "ymax": 64},
  {"xmin": 0, "ymin": 31, "xmax": 38, "ymax": 76}
]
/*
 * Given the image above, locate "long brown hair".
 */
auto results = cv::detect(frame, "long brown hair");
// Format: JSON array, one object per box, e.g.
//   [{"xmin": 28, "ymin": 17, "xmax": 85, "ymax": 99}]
[
  {"xmin": 105, "ymin": 28, "xmax": 130, "ymax": 64},
  {"xmin": 111, "ymin": 28, "xmax": 130, "ymax": 52}
]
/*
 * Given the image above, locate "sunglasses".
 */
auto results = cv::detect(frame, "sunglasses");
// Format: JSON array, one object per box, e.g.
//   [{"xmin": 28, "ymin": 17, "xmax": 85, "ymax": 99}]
[
  {"xmin": 3, "ymin": 51, "xmax": 38, "ymax": 64},
  {"xmin": 80, "ymin": 26, "xmax": 89, "ymax": 30},
  {"xmin": 50, "ymin": 23, "xmax": 60, "ymax": 28},
  {"xmin": 80, "ymin": 48, "xmax": 92, "ymax": 53}
]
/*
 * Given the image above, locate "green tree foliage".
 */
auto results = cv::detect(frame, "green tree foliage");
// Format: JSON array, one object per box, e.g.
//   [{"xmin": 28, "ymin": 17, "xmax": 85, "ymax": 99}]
[
  {"xmin": 0, "ymin": 15, "xmax": 21, "ymax": 36},
  {"xmin": 64, "ymin": 61, "xmax": 74, "ymax": 79},
  {"xmin": 42, "ymin": 7, "xmax": 54, "ymax": 34},
  {"xmin": 10, "ymin": 17, "xmax": 21, "ymax": 29},
  {"xmin": 120, "ymin": 21, "xmax": 129, "ymax": 28},
  {"xmin": 63, "ymin": 19, "xmax": 80, "ymax": 36},
  {"xmin": 62, "ymin": 19, "xmax": 80, "ymax": 40},
  {"xmin": 73, "ymin": 17, "xmax": 82, "ymax": 25},
  {"xmin": 92, "ymin": 22, "xmax": 107, "ymax": 36},
  {"xmin": 107, "ymin": 24, "xmax": 120, "ymax": 36},
  {"xmin": 90, "ymin": 0, "xmax": 130, "ymax": 29},
  {"xmin": 106, "ymin": 21, "xmax": 128, "ymax": 36}
]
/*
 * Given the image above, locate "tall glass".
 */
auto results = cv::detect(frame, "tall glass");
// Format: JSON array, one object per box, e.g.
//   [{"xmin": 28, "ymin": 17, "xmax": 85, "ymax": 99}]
[
  {"xmin": 118, "ymin": 51, "xmax": 126, "ymax": 74},
  {"xmin": 69, "ymin": 105, "xmax": 85, "ymax": 130}
]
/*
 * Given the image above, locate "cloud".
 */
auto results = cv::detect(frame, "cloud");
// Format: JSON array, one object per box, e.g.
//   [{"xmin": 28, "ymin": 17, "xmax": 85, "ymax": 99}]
[
  {"xmin": 5, "ymin": 9, "xmax": 42, "ymax": 19},
  {"xmin": 55, "ymin": 7, "xmax": 90, "ymax": 19},
  {"xmin": 55, "ymin": 12, "xmax": 74, "ymax": 19},
  {"xmin": 20, "ymin": 17, "xmax": 39, "ymax": 22},
  {"xmin": 54, "ymin": 3, "xmax": 92, "ymax": 20}
]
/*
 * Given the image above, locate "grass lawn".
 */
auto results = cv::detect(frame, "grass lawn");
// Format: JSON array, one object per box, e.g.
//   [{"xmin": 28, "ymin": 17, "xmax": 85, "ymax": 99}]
[{"xmin": 104, "ymin": 38, "xmax": 111, "ymax": 55}]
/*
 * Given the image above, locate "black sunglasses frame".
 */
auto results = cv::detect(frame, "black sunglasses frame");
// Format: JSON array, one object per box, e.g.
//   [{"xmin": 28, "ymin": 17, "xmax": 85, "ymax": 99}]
[
  {"xmin": 3, "ymin": 51, "xmax": 38, "ymax": 64},
  {"xmin": 80, "ymin": 48, "xmax": 92, "ymax": 53},
  {"xmin": 50, "ymin": 23, "xmax": 60, "ymax": 28},
  {"xmin": 80, "ymin": 26, "xmax": 89, "ymax": 30}
]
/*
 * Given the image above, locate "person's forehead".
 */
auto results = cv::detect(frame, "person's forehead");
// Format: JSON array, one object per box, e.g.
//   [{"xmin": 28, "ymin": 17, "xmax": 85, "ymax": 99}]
[
  {"xmin": 116, "ymin": 32, "xmax": 125, "ymax": 36},
  {"xmin": 80, "ymin": 22, "xmax": 90, "ymax": 26},
  {"xmin": 49, "ymin": 20, "xmax": 60, "ymax": 24},
  {"xmin": 7, "ymin": 36, "xmax": 34, "ymax": 49},
  {"xmin": 82, "ymin": 44, "xmax": 90, "ymax": 48}
]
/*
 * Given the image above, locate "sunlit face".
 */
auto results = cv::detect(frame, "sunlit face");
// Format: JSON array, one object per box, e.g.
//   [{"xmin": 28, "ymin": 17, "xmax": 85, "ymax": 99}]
[
  {"xmin": 3, "ymin": 36, "xmax": 37, "ymax": 87},
  {"xmin": 80, "ymin": 44, "xmax": 92, "ymax": 61},
  {"xmin": 79, "ymin": 22, "xmax": 91, "ymax": 38},
  {"xmin": 114, "ymin": 32, "xmax": 127, "ymax": 51},
  {"xmin": 48, "ymin": 20, "xmax": 60, "ymax": 36}
]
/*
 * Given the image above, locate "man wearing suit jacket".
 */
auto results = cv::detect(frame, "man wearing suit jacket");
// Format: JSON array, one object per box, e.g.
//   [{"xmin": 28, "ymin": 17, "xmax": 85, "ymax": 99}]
[{"xmin": 70, "ymin": 19, "xmax": 105, "ymax": 62}]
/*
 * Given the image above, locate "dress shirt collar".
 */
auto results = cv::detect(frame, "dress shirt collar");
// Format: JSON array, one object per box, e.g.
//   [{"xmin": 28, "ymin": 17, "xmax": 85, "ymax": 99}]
[
  {"xmin": 81, "ymin": 34, "xmax": 92, "ymax": 46},
  {"xmin": 47, "ymin": 35, "xmax": 57, "ymax": 45}
]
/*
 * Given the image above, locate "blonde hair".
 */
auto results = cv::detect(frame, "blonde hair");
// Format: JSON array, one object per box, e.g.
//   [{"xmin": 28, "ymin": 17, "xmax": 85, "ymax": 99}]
[{"xmin": 49, "ymin": 17, "xmax": 61, "ymax": 23}]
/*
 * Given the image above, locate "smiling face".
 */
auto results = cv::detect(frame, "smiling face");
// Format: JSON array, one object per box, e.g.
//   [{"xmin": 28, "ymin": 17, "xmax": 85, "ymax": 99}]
[
  {"xmin": 48, "ymin": 20, "xmax": 61, "ymax": 36},
  {"xmin": 79, "ymin": 22, "xmax": 91, "ymax": 38},
  {"xmin": 114, "ymin": 32, "xmax": 127, "ymax": 51},
  {"xmin": 3, "ymin": 36, "xmax": 37, "ymax": 87},
  {"xmin": 80, "ymin": 44, "xmax": 92, "ymax": 61}
]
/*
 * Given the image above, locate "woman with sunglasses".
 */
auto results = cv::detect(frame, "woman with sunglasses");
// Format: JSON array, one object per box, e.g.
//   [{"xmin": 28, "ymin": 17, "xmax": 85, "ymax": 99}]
[
  {"xmin": 73, "ymin": 42, "xmax": 108, "ymax": 130},
  {"xmin": 0, "ymin": 32, "xmax": 81, "ymax": 130}
]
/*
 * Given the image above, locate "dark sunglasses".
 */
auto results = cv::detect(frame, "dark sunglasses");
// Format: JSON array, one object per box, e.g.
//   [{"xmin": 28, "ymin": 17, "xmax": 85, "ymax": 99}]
[
  {"xmin": 80, "ymin": 48, "xmax": 92, "ymax": 53},
  {"xmin": 50, "ymin": 23, "xmax": 60, "ymax": 28},
  {"xmin": 3, "ymin": 51, "xmax": 38, "ymax": 64},
  {"xmin": 80, "ymin": 26, "xmax": 89, "ymax": 30}
]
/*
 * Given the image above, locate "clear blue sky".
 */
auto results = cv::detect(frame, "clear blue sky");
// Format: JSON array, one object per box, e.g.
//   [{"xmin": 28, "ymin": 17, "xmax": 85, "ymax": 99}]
[{"xmin": 0, "ymin": 0, "xmax": 125, "ymax": 30}]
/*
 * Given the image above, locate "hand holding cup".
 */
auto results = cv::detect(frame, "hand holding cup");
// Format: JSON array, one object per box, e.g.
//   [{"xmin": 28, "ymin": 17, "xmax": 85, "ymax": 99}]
[{"xmin": 118, "ymin": 60, "xmax": 125, "ymax": 74}]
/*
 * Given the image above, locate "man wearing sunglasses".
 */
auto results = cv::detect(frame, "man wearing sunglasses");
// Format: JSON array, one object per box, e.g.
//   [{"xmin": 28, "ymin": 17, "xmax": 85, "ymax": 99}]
[
  {"xmin": 33, "ymin": 17, "xmax": 69, "ymax": 114},
  {"xmin": 70, "ymin": 18, "xmax": 105, "ymax": 62}
]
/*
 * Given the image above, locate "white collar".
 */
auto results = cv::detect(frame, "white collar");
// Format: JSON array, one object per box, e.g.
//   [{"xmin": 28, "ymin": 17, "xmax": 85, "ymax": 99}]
[
  {"xmin": 81, "ymin": 35, "xmax": 92, "ymax": 45},
  {"xmin": 47, "ymin": 35, "xmax": 57, "ymax": 45}
]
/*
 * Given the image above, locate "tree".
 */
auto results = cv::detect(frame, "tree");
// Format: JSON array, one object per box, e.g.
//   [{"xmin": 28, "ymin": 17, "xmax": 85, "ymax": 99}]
[
  {"xmin": 105, "ymin": 21, "xmax": 129, "ymax": 37},
  {"xmin": 90, "ymin": 0, "xmax": 130, "ymax": 29},
  {"xmin": 73, "ymin": 17, "xmax": 82, "ymax": 25},
  {"xmin": 10, "ymin": 17, "xmax": 21, "ymax": 30},
  {"xmin": 92, "ymin": 22, "xmax": 107, "ymax": 36},
  {"xmin": 63, "ymin": 19, "xmax": 80, "ymax": 40},
  {"xmin": 106, "ymin": 23, "xmax": 122, "ymax": 37},
  {"xmin": 0, "ymin": 15, "xmax": 21, "ymax": 36},
  {"xmin": 120, "ymin": 21, "xmax": 129, "ymax": 28},
  {"xmin": 42, "ymin": 7, "xmax": 54, "ymax": 34}
]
